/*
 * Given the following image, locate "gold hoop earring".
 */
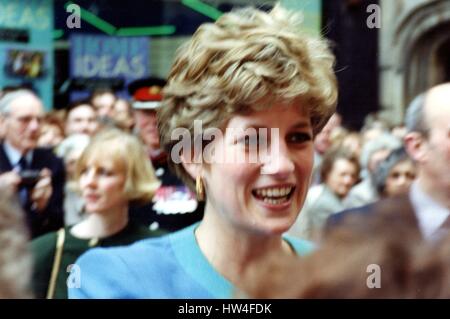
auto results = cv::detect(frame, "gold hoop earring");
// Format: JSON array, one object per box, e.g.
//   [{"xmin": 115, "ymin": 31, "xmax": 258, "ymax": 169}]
[{"xmin": 196, "ymin": 176, "xmax": 205, "ymax": 201}]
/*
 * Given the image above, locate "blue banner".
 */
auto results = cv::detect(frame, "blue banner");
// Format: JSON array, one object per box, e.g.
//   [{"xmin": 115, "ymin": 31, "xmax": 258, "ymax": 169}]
[{"xmin": 70, "ymin": 34, "xmax": 150, "ymax": 92}]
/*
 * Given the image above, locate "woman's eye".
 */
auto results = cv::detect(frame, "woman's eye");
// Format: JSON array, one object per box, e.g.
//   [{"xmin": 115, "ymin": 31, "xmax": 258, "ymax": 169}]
[
  {"xmin": 239, "ymin": 135, "xmax": 259, "ymax": 147},
  {"xmin": 98, "ymin": 168, "xmax": 113, "ymax": 176},
  {"xmin": 391, "ymin": 172, "xmax": 400, "ymax": 179},
  {"xmin": 406, "ymin": 173, "xmax": 416, "ymax": 179},
  {"xmin": 288, "ymin": 132, "xmax": 312, "ymax": 144}
]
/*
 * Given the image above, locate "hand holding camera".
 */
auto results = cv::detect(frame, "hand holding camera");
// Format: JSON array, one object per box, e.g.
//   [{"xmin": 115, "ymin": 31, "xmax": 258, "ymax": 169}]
[
  {"xmin": 1, "ymin": 168, "xmax": 53, "ymax": 211},
  {"xmin": 30, "ymin": 168, "xmax": 53, "ymax": 212},
  {"xmin": 18, "ymin": 169, "xmax": 41, "ymax": 188}
]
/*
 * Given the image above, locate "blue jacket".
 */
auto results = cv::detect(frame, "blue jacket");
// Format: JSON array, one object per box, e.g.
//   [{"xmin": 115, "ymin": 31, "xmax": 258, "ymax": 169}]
[{"xmin": 69, "ymin": 223, "xmax": 315, "ymax": 298}]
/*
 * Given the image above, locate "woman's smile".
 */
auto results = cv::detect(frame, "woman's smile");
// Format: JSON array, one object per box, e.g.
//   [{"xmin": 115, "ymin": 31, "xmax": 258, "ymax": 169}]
[{"xmin": 252, "ymin": 184, "xmax": 296, "ymax": 208}]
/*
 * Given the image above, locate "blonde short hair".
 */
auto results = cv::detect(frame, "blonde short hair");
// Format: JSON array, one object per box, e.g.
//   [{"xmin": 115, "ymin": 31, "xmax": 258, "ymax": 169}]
[
  {"xmin": 159, "ymin": 4, "xmax": 337, "ymax": 190},
  {"xmin": 75, "ymin": 129, "xmax": 161, "ymax": 204}
]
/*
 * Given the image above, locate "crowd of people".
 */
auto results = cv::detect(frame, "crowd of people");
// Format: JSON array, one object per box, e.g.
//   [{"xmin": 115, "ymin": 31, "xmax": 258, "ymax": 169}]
[{"xmin": 0, "ymin": 3, "xmax": 449, "ymax": 299}]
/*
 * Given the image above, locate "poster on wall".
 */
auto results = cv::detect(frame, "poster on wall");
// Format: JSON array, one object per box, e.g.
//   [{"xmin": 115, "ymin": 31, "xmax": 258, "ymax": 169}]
[
  {"xmin": 69, "ymin": 34, "xmax": 150, "ymax": 99},
  {"xmin": 0, "ymin": 0, "xmax": 53, "ymax": 109},
  {"xmin": 4, "ymin": 49, "xmax": 47, "ymax": 78}
]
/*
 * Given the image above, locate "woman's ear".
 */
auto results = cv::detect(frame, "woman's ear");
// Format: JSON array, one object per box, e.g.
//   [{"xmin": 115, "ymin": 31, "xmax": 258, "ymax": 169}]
[{"xmin": 180, "ymin": 150, "xmax": 202, "ymax": 180}]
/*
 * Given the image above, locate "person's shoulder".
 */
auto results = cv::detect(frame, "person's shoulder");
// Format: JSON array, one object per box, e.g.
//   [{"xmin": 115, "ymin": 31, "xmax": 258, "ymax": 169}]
[
  {"xmin": 30, "ymin": 229, "xmax": 63, "ymax": 270},
  {"xmin": 100, "ymin": 233, "xmax": 171, "ymax": 261},
  {"xmin": 301, "ymin": 184, "xmax": 326, "ymax": 210},
  {"xmin": 326, "ymin": 195, "xmax": 412, "ymax": 230},
  {"xmin": 81, "ymin": 225, "xmax": 194, "ymax": 270},
  {"xmin": 34, "ymin": 147, "xmax": 59, "ymax": 159},
  {"xmin": 33, "ymin": 147, "xmax": 64, "ymax": 167},
  {"xmin": 326, "ymin": 202, "xmax": 375, "ymax": 227},
  {"xmin": 70, "ymin": 234, "xmax": 177, "ymax": 298},
  {"xmin": 31, "ymin": 229, "xmax": 59, "ymax": 251},
  {"xmin": 123, "ymin": 221, "xmax": 167, "ymax": 242},
  {"xmin": 307, "ymin": 184, "xmax": 326, "ymax": 200},
  {"xmin": 75, "ymin": 232, "xmax": 176, "ymax": 279}
]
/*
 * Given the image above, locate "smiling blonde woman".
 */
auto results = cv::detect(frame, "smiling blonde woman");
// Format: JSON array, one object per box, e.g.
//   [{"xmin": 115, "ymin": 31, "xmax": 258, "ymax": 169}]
[{"xmin": 70, "ymin": 3, "xmax": 337, "ymax": 298}]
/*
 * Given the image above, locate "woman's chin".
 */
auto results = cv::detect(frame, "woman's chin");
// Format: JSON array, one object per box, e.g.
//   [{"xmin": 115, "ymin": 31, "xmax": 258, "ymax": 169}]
[
  {"xmin": 85, "ymin": 204, "xmax": 106, "ymax": 215},
  {"xmin": 252, "ymin": 219, "xmax": 295, "ymax": 236}
]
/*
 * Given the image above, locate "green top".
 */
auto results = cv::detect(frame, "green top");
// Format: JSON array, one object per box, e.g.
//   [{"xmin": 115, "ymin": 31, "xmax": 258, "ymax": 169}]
[{"xmin": 31, "ymin": 222, "xmax": 165, "ymax": 299}]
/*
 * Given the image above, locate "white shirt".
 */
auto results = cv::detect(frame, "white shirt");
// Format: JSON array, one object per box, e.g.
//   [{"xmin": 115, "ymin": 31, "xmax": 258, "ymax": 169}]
[
  {"xmin": 2, "ymin": 141, "xmax": 33, "ymax": 168},
  {"xmin": 409, "ymin": 181, "xmax": 450, "ymax": 240}
]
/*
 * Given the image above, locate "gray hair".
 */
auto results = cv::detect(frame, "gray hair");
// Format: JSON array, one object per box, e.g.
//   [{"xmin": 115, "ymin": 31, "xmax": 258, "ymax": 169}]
[
  {"xmin": 55, "ymin": 134, "xmax": 91, "ymax": 161},
  {"xmin": 404, "ymin": 93, "xmax": 428, "ymax": 136},
  {"xmin": 373, "ymin": 147, "xmax": 411, "ymax": 194},
  {"xmin": 0, "ymin": 89, "xmax": 37, "ymax": 115},
  {"xmin": 360, "ymin": 133, "xmax": 402, "ymax": 170}
]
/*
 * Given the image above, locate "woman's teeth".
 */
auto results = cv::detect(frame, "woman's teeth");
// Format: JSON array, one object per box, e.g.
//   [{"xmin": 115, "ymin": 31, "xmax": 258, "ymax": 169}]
[
  {"xmin": 254, "ymin": 186, "xmax": 292, "ymax": 197},
  {"xmin": 263, "ymin": 197, "xmax": 289, "ymax": 205},
  {"xmin": 253, "ymin": 186, "xmax": 294, "ymax": 204}
]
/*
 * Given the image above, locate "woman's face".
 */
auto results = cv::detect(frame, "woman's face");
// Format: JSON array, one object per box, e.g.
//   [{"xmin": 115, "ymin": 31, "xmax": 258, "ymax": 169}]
[
  {"xmin": 38, "ymin": 123, "xmax": 64, "ymax": 148},
  {"xmin": 202, "ymin": 101, "xmax": 314, "ymax": 235},
  {"xmin": 384, "ymin": 160, "xmax": 416, "ymax": 197},
  {"xmin": 325, "ymin": 158, "xmax": 359, "ymax": 199},
  {"xmin": 79, "ymin": 156, "xmax": 128, "ymax": 214}
]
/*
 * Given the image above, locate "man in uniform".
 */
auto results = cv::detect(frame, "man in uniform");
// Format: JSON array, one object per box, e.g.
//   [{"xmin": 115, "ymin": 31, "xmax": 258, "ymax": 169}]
[{"xmin": 128, "ymin": 77, "xmax": 203, "ymax": 232}]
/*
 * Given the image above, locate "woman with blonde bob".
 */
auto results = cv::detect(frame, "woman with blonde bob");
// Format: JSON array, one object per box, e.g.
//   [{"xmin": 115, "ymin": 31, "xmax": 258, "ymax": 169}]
[
  {"xmin": 32, "ymin": 129, "xmax": 162, "ymax": 299},
  {"xmin": 70, "ymin": 3, "xmax": 337, "ymax": 298}
]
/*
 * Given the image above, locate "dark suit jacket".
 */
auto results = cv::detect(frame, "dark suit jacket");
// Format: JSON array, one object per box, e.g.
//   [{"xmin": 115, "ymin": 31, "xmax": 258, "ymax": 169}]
[
  {"xmin": 325, "ymin": 194, "xmax": 422, "ymax": 239},
  {"xmin": 0, "ymin": 144, "xmax": 65, "ymax": 238}
]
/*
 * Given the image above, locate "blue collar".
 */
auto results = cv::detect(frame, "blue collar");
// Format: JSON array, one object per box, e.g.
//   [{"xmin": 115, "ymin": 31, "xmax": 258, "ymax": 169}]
[
  {"xmin": 169, "ymin": 222, "xmax": 314, "ymax": 298},
  {"xmin": 170, "ymin": 223, "xmax": 233, "ymax": 298}
]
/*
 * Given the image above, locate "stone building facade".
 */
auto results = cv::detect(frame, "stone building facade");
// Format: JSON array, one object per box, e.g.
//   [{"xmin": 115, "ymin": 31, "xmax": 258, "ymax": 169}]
[{"xmin": 379, "ymin": 0, "xmax": 450, "ymax": 124}]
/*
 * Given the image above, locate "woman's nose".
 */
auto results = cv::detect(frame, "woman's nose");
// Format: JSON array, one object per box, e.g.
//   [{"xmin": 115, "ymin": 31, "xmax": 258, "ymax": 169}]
[
  {"xmin": 81, "ymin": 169, "xmax": 97, "ymax": 187},
  {"xmin": 396, "ymin": 174, "xmax": 408, "ymax": 185},
  {"xmin": 343, "ymin": 175, "xmax": 355, "ymax": 186},
  {"xmin": 261, "ymin": 142, "xmax": 295, "ymax": 177}
]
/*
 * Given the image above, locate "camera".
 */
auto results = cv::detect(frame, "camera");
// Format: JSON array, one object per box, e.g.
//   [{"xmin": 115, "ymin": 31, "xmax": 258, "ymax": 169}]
[{"xmin": 19, "ymin": 169, "xmax": 41, "ymax": 188}]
